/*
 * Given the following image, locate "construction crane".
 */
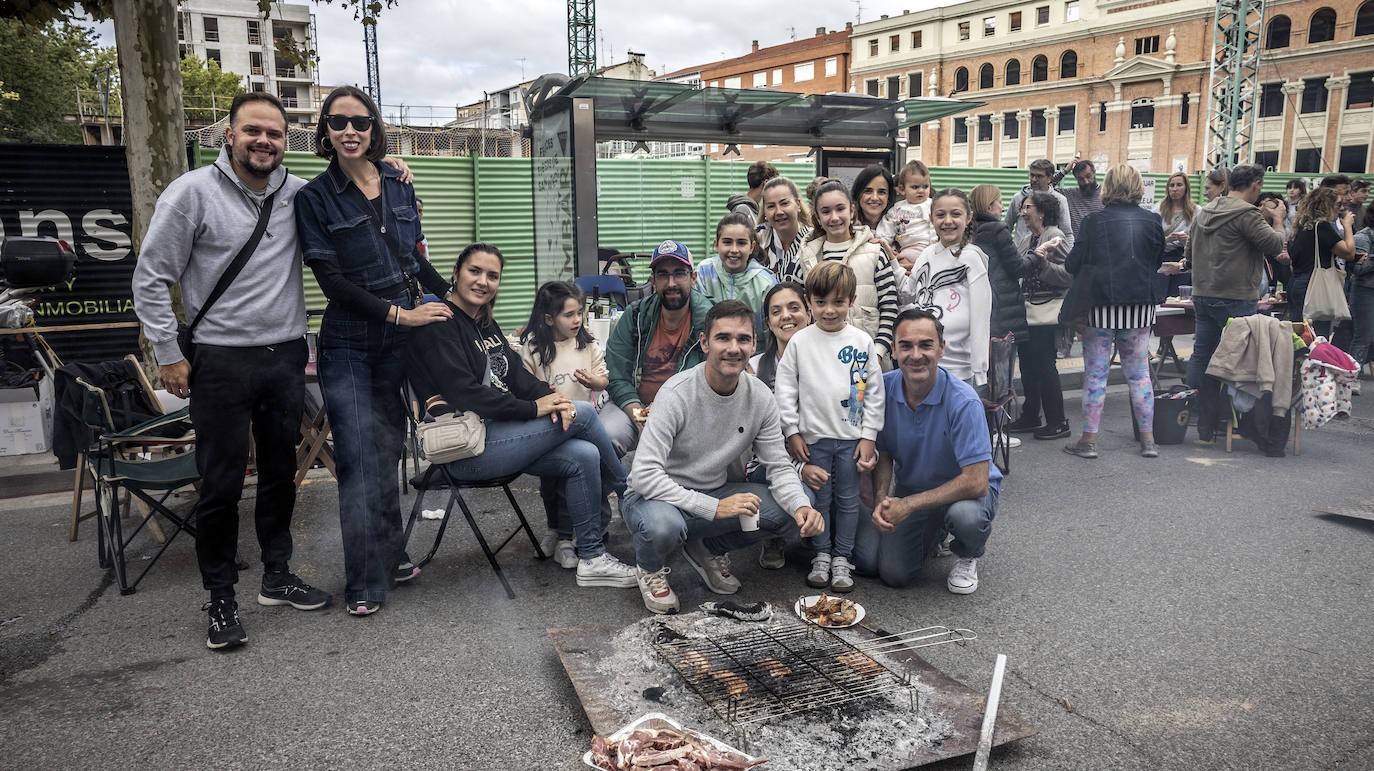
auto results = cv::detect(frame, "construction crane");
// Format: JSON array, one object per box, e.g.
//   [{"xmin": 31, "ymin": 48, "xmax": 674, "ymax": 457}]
[
  {"xmin": 1204, "ymin": 0, "xmax": 1264, "ymax": 169},
  {"xmin": 364, "ymin": 20, "xmax": 381, "ymax": 107},
  {"xmin": 567, "ymin": 0, "xmax": 596, "ymax": 77}
]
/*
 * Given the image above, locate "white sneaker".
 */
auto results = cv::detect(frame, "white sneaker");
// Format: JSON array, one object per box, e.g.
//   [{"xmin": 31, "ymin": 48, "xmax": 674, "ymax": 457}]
[
  {"xmin": 683, "ymin": 539, "xmax": 741, "ymax": 595},
  {"xmin": 807, "ymin": 552, "xmax": 832, "ymax": 588},
  {"xmin": 829, "ymin": 556, "xmax": 855, "ymax": 593},
  {"xmin": 947, "ymin": 558, "xmax": 979, "ymax": 594},
  {"xmin": 554, "ymin": 539, "xmax": 578, "ymax": 569},
  {"xmin": 636, "ymin": 566, "xmax": 679, "ymax": 614},
  {"xmin": 575, "ymin": 552, "xmax": 638, "ymax": 588},
  {"xmin": 540, "ymin": 532, "xmax": 558, "ymax": 557},
  {"xmin": 758, "ymin": 537, "xmax": 786, "ymax": 570},
  {"xmin": 997, "ymin": 432, "xmax": 1022, "ymax": 449}
]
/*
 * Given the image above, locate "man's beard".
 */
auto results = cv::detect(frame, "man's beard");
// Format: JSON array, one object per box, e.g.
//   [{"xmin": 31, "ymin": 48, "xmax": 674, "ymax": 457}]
[
  {"xmin": 660, "ymin": 289, "xmax": 687, "ymax": 311},
  {"xmin": 233, "ymin": 143, "xmax": 281, "ymax": 177}
]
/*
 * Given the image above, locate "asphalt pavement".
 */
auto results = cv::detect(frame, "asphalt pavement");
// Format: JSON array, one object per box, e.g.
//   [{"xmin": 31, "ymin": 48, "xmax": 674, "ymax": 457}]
[{"xmin": 2, "ymin": 383, "xmax": 1372, "ymax": 770}]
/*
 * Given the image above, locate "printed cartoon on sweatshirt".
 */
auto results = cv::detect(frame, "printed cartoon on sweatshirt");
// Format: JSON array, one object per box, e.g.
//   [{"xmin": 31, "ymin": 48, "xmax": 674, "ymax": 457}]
[
  {"xmin": 839, "ymin": 344, "xmax": 869, "ymax": 427},
  {"xmin": 906, "ymin": 261, "xmax": 970, "ymax": 319},
  {"xmin": 475, "ymin": 333, "xmax": 509, "ymax": 391}
]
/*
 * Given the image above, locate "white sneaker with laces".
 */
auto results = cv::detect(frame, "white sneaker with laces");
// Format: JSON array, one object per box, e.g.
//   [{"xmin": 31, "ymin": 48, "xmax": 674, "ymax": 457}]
[
  {"xmin": 807, "ymin": 552, "xmax": 832, "ymax": 588},
  {"xmin": 575, "ymin": 552, "xmax": 638, "ymax": 588},
  {"xmin": 636, "ymin": 566, "xmax": 679, "ymax": 614},
  {"xmin": 947, "ymin": 558, "xmax": 979, "ymax": 594},
  {"xmin": 540, "ymin": 532, "xmax": 558, "ymax": 558},
  {"xmin": 683, "ymin": 539, "xmax": 741, "ymax": 594},
  {"xmin": 829, "ymin": 556, "xmax": 855, "ymax": 592},
  {"xmin": 554, "ymin": 539, "xmax": 578, "ymax": 569}
]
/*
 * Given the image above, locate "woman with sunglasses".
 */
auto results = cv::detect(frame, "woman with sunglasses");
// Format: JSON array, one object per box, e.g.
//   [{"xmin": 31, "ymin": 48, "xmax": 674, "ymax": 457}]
[{"xmin": 296, "ymin": 86, "xmax": 453, "ymax": 616}]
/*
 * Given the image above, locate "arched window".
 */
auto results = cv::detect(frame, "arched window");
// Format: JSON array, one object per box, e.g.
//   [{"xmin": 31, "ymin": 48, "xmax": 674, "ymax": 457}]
[
  {"xmin": 1060, "ymin": 50, "xmax": 1077, "ymax": 79},
  {"xmin": 1356, "ymin": 1, "xmax": 1374, "ymax": 36},
  {"xmin": 1265, "ymin": 15, "xmax": 1291, "ymax": 48},
  {"xmin": 954, "ymin": 66, "xmax": 969, "ymax": 92},
  {"xmin": 1005, "ymin": 59, "xmax": 1021, "ymax": 87},
  {"xmin": 1031, "ymin": 55, "xmax": 1048, "ymax": 83},
  {"xmin": 1308, "ymin": 7, "xmax": 1336, "ymax": 43},
  {"xmin": 979, "ymin": 63, "xmax": 994, "ymax": 89}
]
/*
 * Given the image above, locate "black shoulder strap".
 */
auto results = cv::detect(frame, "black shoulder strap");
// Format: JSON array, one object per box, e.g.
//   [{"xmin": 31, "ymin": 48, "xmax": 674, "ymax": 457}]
[{"xmin": 188, "ymin": 190, "xmax": 278, "ymax": 332}]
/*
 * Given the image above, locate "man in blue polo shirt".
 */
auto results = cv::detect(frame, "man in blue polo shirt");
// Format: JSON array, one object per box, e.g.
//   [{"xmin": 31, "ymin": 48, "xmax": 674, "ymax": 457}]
[{"xmin": 854, "ymin": 308, "xmax": 1002, "ymax": 593}]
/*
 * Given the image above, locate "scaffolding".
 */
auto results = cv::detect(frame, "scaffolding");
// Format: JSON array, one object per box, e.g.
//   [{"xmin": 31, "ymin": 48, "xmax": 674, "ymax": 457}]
[
  {"xmin": 1204, "ymin": 0, "xmax": 1265, "ymax": 170},
  {"xmin": 567, "ymin": 0, "xmax": 596, "ymax": 77}
]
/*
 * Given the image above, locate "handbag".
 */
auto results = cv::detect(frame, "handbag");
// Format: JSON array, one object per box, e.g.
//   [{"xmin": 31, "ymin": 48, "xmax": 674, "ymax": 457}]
[
  {"xmin": 1302, "ymin": 227, "xmax": 1351, "ymax": 322},
  {"xmin": 177, "ymin": 191, "xmax": 279, "ymax": 364},
  {"xmin": 1024, "ymin": 297, "xmax": 1064, "ymax": 326},
  {"xmin": 416, "ymin": 395, "xmax": 486, "ymax": 463}
]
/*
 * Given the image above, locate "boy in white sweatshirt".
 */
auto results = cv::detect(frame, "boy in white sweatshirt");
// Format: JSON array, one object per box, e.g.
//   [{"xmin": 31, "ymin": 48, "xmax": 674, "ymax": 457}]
[{"xmin": 775, "ymin": 262, "xmax": 885, "ymax": 592}]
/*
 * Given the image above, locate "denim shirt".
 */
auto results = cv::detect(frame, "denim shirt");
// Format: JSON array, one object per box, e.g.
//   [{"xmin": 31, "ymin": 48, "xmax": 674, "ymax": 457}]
[{"xmin": 295, "ymin": 159, "xmax": 423, "ymax": 294}]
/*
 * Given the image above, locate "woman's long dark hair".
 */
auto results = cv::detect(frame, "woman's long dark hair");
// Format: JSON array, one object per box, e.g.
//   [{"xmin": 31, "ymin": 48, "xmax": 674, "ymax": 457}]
[
  {"xmin": 849, "ymin": 164, "xmax": 896, "ymax": 229},
  {"xmin": 754, "ymin": 282, "xmax": 809, "ymax": 389},
  {"xmin": 520, "ymin": 280, "xmax": 592, "ymax": 368},
  {"xmin": 314, "ymin": 85, "xmax": 388, "ymax": 161}
]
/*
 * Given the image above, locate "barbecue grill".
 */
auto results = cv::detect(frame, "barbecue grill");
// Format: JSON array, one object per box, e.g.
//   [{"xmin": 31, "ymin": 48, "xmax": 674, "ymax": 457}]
[{"xmin": 653, "ymin": 617, "xmax": 975, "ymax": 733}]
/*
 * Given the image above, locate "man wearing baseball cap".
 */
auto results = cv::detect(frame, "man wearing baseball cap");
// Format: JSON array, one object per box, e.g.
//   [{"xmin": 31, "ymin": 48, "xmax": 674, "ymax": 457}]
[{"xmin": 605, "ymin": 240, "xmax": 715, "ymax": 440}]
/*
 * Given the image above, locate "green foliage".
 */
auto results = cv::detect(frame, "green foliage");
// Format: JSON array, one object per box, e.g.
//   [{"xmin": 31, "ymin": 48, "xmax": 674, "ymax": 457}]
[
  {"xmin": 179, "ymin": 56, "xmax": 246, "ymax": 121},
  {"xmin": 0, "ymin": 18, "xmax": 99, "ymax": 143}
]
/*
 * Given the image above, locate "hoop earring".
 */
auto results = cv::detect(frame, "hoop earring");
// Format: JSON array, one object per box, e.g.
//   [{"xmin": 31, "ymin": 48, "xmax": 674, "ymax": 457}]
[{"xmin": 321, "ymin": 136, "xmax": 332, "ymax": 150}]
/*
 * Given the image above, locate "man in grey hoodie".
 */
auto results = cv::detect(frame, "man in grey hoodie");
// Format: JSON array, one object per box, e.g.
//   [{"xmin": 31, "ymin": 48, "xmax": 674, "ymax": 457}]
[
  {"xmin": 133, "ymin": 93, "xmax": 330, "ymax": 650},
  {"xmin": 1184, "ymin": 163, "xmax": 1287, "ymax": 444},
  {"xmin": 725, "ymin": 160, "xmax": 777, "ymax": 225}
]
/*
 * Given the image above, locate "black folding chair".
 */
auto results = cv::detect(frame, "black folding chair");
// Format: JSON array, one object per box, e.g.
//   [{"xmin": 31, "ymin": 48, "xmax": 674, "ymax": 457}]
[{"xmin": 981, "ymin": 335, "xmax": 1019, "ymax": 474}]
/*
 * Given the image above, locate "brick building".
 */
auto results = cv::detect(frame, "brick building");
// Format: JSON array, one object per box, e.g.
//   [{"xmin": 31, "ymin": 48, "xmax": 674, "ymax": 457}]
[
  {"xmin": 657, "ymin": 25, "xmax": 854, "ymax": 162},
  {"xmin": 848, "ymin": 0, "xmax": 1374, "ymax": 174}
]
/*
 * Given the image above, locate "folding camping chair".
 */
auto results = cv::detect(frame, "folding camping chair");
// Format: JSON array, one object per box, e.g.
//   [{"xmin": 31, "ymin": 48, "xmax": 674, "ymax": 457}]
[
  {"xmin": 982, "ymin": 335, "xmax": 1019, "ymax": 474},
  {"xmin": 77, "ymin": 377, "xmax": 198, "ymax": 595}
]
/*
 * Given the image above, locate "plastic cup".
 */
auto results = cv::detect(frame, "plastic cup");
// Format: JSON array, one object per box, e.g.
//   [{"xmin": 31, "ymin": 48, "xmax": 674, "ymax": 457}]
[
  {"xmin": 1179, "ymin": 285, "xmax": 1192, "ymax": 300},
  {"xmin": 739, "ymin": 513, "xmax": 760, "ymax": 531}
]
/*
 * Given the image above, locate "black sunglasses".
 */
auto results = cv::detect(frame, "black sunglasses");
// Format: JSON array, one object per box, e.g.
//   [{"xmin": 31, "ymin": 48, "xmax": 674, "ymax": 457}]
[{"xmin": 323, "ymin": 114, "xmax": 374, "ymax": 132}]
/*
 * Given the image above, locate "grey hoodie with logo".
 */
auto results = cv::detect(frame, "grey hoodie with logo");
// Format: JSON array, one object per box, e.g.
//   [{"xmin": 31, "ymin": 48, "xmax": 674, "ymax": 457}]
[{"xmin": 133, "ymin": 146, "xmax": 307, "ymax": 365}]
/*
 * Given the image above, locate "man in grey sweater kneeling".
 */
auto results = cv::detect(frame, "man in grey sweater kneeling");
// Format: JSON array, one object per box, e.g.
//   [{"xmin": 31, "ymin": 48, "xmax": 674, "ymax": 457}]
[{"xmin": 622, "ymin": 300, "xmax": 825, "ymax": 614}]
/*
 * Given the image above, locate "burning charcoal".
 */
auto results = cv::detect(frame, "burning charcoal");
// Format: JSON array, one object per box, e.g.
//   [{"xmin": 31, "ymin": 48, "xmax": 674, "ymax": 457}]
[
  {"xmin": 753, "ymin": 659, "xmax": 792, "ymax": 678},
  {"xmin": 711, "ymin": 670, "xmax": 749, "ymax": 697},
  {"xmin": 681, "ymin": 650, "xmax": 712, "ymax": 674},
  {"xmin": 700, "ymin": 600, "xmax": 772, "ymax": 621}
]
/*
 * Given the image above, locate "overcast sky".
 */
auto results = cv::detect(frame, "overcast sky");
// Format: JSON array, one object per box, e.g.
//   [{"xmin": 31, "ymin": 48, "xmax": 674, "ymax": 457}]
[{"xmin": 87, "ymin": 0, "xmax": 943, "ymax": 116}]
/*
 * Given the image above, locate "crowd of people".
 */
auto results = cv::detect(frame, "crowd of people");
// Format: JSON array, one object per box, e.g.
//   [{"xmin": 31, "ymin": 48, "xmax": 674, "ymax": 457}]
[{"xmin": 132, "ymin": 90, "xmax": 1368, "ymax": 651}]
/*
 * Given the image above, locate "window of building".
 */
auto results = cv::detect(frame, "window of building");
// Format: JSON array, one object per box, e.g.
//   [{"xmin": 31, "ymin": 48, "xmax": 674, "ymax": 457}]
[
  {"xmin": 753, "ymin": 72, "xmax": 766, "ymax": 87},
  {"xmin": 1131, "ymin": 99, "xmax": 1155, "ymax": 128},
  {"xmin": 888, "ymin": 76, "xmax": 901, "ymax": 98},
  {"xmin": 1060, "ymin": 50, "xmax": 1077, "ymax": 78},
  {"xmin": 911, "ymin": 30, "xmax": 923, "ymax": 48},
  {"xmin": 890, "ymin": 34, "xmax": 901, "ymax": 52},
  {"xmin": 1135, "ymin": 35, "xmax": 1159, "ymax": 55},
  {"xmin": 1180, "ymin": 92, "xmax": 1190, "ymax": 125},
  {"xmin": 772, "ymin": 68, "xmax": 783, "ymax": 85},
  {"xmin": 1359, "ymin": 1, "xmax": 1374, "ymax": 36},
  {"xmin": 1030, "ymin": 109, "xmax": 1046, "ymax": 137},
  {"xmin": 1065, "ymin": 1, "xmax": 1080, "ymax": 22},
  {"xmin": 724, "ymin": 76, "xmax": 742, "ymax": 89},
  {"xmin": 909, "ymin": 72, "xmax": 924, "ymax": 97},
  {"xmin": 206, "ymin": 48, "xmax": 221, "ymax": 67},
  {"xmin": 1348, "ymin": 71, "xmax": 1374, "ymax": 107},
  {"xmin": 825, "ymin": 57, "xmax": 837, "ymax": 77},
  {"xmin": 1099, "ymin": 101, "xmax": 1108, "ymax": 132},
  {"xmin": 1059, "ymin": 105, "xmax": 1076, "ymax": 133},
  {"xmin": 794, "ymin": 62, "xmax": 814, "ymax": 82},
  {"xmin": 869, "ymin": 38, "xmax": 880, "ymax": 56},
  {"xmin": 1259, "ymin": 82, "xmax": 1285, "ymax": 117},
  {"xmin": 1266, "ymin": 15, "xmax": 1291, "ymax": 49},
  {"xmin": 984, "ymin": 16, "xmax": 996, "ymax": 36},
  {"xmin": 1294, "ymin": 148, "xmax": 1322, "ymax": 173},
  {"xmin": 978, "ymin": 114, "xmax": 993, "ymax": 141},
  {"xmin": 250, "ymin": 51, "xmax": 263, "ymax": 75},
  {"xmin": 1036, "ymin": 6, "xmax": 1050, "ymax": 26},
  {"xmin": 1010, "ymin": 12, "xmax": 1022, "ymax": 32},
  {"xmin": 867, "ymin": 79, "xmax": 880, "ymax": 97},
  {"xmin": 954, "ymin": 67, "xmax": 969, "ymax": 92},
  {"xmin": 979, "ymin": 63, "xmax": 994, "ymax": 89},
  {"xmin": 1340, "ymin": 144, "xmax": 1370, "ymax": 173},
  {"xmin": 247, "ymin": 19, "xmax": 261, "ymax": 45},
  {"xmin": 278, "ymin": 84, "xmax": 298, "ymax": 108},
  {"xmin": 274, "ymin": 54, "xmax": 294, "ymax": 79},
  {"xmin": 1307, "ymin": 8, "xmax": 1336, "ymax": 43},
  {"xmin": 959, "ymin": 21, "xmax": 971, "ymax": 41},
  {"xmin": 1004, "ymin": 111, "xmax": 1019, "ymax": 138},
  {"xmin": 1005, "ymin": 59, "xmax": 1020, "ymax": 86},
  {"xmin": 1031, "ymin": 55, "xmax": 1048, "ymax": 82},
  {"xmin": 251, "ymin": 82, "xmax": 265, "ymax": 92},
  {"xmin": 908, "ymin": 123, "xmax": 921, "ymax": 147},
  {"xmin": 178, "ymin": 43, "xmax": 188, "ymax": 59},
  {"xmin": 203, "ymin": 16, "xmax": 219, "ymax": 42},
  {"xmin": 1254, "ymin": 150, "xmax": 1279, "ymax": 170},
  {"xmin": 1300, "ymin": 77, "xmax": 1327, "ymax": 113},
  {"xmin": 177, "ymin": 14, "xmax": 186, "ymax": 40},
  {"xmin": 954, "ymin": 118, "xmax": 969, "ymax": 144}
]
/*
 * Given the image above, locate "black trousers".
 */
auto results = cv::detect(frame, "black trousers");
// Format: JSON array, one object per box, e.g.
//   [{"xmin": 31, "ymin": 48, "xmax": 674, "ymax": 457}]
[
  {"xmin": 188, "ymin": 339, "xmax": 307, "ymax": 597},
  {"xmin": 1016, "ymin": 324, "xmax": 1066, "ymax": 426}
]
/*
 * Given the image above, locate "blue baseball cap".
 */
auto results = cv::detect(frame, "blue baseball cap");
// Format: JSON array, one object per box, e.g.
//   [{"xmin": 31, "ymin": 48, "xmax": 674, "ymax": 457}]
[{"xmin": 650, "ymin": 240, "xmax": 692, "ymax": 269}]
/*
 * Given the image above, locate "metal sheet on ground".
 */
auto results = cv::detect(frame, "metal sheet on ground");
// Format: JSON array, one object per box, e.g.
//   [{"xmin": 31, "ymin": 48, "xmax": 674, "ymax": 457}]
[
  {"xmin": 1313, "ymin": 501, "xmax": 1374, "ymax": 523},
  {"xmin": 550, "ymin": 622, "xmax": 1036, "ymax": 769}
]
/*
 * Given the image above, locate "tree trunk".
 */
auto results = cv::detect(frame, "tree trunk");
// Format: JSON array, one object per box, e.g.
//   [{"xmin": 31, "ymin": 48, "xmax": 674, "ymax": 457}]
[{"xmin": 112, "ymin": 0, "xmax": 187, "ymax": 382}]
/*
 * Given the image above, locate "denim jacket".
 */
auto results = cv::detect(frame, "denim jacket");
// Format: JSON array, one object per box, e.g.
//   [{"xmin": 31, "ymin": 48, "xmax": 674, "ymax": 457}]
[{"xmin": 295, "ymin": 159, "xmax": 423, "ymax": 293}]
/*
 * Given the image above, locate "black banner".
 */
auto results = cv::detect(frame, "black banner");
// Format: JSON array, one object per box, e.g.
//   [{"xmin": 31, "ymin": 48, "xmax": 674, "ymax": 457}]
[{"xmin": 0, "ymin": 144, "xmax": 140, "ymax": 364}]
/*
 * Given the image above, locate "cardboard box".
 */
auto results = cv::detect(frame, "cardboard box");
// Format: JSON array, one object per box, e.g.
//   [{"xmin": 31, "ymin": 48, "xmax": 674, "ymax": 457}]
[{"xmin": 0, "ymin": 376, "xmax": 54, "ymax": 456}]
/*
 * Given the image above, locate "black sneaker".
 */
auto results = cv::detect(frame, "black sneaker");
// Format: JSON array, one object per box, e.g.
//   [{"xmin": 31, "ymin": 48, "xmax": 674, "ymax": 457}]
[
  {"xmin": 1034, "ymin": 421, "xmax": 1071, "ymax": 440},
  {"xmin": 258, "ymin": 572, "xmax": 332, "ymax": 611},
  {"xmin": 1005, "ymin": 416, "xmax": 1043, "ymax": 434},
  {"xmin": 203, "ymin": 598, "xmax": 246, "ymax": 650},
  {"xmin": 393, "ymin": 561, "xmax": 421, "ymax": 584}
]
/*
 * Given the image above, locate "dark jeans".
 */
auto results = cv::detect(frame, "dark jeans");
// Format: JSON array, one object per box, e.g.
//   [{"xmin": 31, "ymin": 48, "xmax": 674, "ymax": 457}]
[
  {"xmin": 853, "ymin": 488, "xmax": 999, "ymax": 588},
  {"xmin": 318, "ymin": 306, "xmax": 410, "ymax": 604},
  {"xmin": 1350, "ymin": 284, "xmax": 1374, "ymax": 364},
  {"xmin": 1187, "ymin": 296, "xmax": 1257, "ymax": 441},
  {"xmin": 1016, "ymin": 324, "xmax": 1065, "ymax": 425},
  {"xmin": 189, "ymin": 339, "xmax": 307, "ymax": 599}
]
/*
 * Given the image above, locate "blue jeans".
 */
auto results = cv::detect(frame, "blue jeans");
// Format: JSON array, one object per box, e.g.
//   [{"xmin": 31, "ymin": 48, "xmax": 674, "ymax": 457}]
[
  {"xmin": 1350, "ymin": 284, "xmax": 1374, "ymax": 365},
  {"xmin": 445, "ymin": 402, "xmax": 626, "ymax": 561},
  {"xmin": 541, "ymin": 402, "xmax": 638, "ymax": 538},
  {"xmin": 808, "ymin": 438, "xmax": 860, "ymax": 560},
  {"xmin": 1187, "ymin": 296, "xmax": 1257, "ymax": 441},
  {"xmin": 853, "ymin": 488, "xmax": 999, "ymax": 588},
  {"xmin": 318, "ymin": 298, "xmax": 411, "ymax": 604},
  {"xmin": 620, "ymin": 483, "xmax": 795, "ymax": 572}
]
